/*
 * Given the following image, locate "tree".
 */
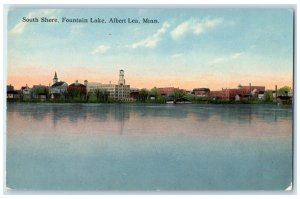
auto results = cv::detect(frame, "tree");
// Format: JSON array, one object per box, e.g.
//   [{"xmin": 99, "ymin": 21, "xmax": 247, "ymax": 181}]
[
  {"xmin": 149, "ymin": 87, "xmax": 160, "ymax": 99},
  {"xmin": 264, "ymin": 90, "xmax": 273, "ymax": 102},
  {"xmin": 138, "ymin": 88, "xmax": 149, "ymax": 102},
  {"xmin": 277, "ymin": 86, "xmax": 291, "ymax": 96},
  {"xmin": 95, "ymin": 89, "xmax": 110, "ymax": 102},
  {"xmin": 171, "ymin": 89, "xmax": 186, "ymax": 100}
]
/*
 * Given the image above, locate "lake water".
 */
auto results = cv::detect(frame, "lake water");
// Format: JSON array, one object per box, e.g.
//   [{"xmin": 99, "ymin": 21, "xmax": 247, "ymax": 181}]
[{"xmin": 6, "ymin": 103, "xmax": 293, "ymax": 191}]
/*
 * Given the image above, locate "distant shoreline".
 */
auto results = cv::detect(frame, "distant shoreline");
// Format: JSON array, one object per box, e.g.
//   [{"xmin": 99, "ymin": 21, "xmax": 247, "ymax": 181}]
[{"xmin": 6, "ymin": 101, "xmax": 291, "ymax": 105}]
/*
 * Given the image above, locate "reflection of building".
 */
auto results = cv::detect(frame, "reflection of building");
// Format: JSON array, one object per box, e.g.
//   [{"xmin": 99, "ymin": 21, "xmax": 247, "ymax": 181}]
[
  {"xmin": 50, "ymin": 72, "xmax": 68, "ymax": 99},
  {"xmin": 86, "ymin": 70, "xmax": 130, "ymax": 101}
]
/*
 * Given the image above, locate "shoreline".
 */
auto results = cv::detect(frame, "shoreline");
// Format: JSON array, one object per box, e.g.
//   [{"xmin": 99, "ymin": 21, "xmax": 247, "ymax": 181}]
[{"xmin": 6, "ymin": 101, "xmax": 291, "ymax": 106}]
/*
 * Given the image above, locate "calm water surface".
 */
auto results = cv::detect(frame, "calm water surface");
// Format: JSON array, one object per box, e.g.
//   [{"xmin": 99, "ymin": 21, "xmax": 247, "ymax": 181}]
[{"xmin": 6, "ymin": 103, "xmax": 293, "ymax": 191}]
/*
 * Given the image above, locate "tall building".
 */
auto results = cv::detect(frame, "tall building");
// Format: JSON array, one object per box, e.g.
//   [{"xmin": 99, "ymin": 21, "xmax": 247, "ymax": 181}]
[
  {"xmin": 86, "ymin": 70, "xmax": 130, "ymax": 101},
  {"xmin": 118, "ymin": 69, "xmax": 125, "ymax": 85}
]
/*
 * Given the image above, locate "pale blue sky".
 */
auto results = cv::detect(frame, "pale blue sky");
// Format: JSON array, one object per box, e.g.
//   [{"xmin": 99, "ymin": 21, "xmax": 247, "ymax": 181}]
[{"xmin": 7, "ymin": 8, "xmax": 294, "ymax": 90}]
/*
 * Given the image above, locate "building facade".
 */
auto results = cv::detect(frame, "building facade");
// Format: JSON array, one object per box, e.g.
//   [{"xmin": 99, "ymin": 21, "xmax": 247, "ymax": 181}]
[
  {"xmin": 192, "ymin": 88, "xmax": 210, "ymax": 97},
  {"xmin": 86, "ymin": 70, "xmax": 130, "ymax": 101},
  {"xmin": 210, "ymin": 84, "xmax": 265, "ymax": 101},
  {"xmin": 50, "ymin": 72, "xmax": 68, "ymax": 99},
  {"xmin": 158, "ymin": 87, "xmax": 177, "ymax": 96},
  {"xmin": 68, "ymin": 80, "xmax": 87, "ymax": 97},
  {"xmin": 20, "ymin": 84, "xmax": 31, "ymax": 99}
]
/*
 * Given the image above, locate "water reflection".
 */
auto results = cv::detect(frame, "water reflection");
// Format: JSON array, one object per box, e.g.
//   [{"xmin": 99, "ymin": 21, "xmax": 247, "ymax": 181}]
[
  {"xmin": 6, "ymin": 103, "xmax": 293, "ymax": 190},
  {"xmin": 7, "ymin": 103, "xmax": 292, "ymax": 137},
  {"xmin": 7, "ymin": 104, "xmax": 292, "ymax": 122}
]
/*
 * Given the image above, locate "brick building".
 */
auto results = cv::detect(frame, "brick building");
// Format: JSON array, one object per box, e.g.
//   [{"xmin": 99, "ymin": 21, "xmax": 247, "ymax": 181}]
[{"xmin": 210, "ymin": 84, "xmax": 265, "ymax": 101}]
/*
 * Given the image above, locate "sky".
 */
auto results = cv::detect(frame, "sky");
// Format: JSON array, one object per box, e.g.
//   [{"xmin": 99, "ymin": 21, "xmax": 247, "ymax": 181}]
[{"xmin": 7, "ymin": 8, "xmax": 294, "ymax": 90}]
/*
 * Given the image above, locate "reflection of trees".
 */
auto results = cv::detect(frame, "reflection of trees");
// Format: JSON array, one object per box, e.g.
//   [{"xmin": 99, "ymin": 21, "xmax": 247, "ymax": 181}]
[
  {"xmin": 212, "ymin": 105, "xmax": 292, "ymax": 124},
  {"xmin": 7, "ymin": 104, "xmax": 292, "ymax": 127},
  {"xmin": 134, "ymin": 105, "xmax": 189, "ymax": 119}
]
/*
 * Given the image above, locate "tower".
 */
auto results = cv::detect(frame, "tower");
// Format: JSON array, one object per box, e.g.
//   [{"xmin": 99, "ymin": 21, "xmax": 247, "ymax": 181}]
[
  {"xmin": 53, "ymin": 72, "xmax": 58, "ymax": 84},
  {"xmin": 118, "ymin": 69, "xmax": 125, "ymax": 85},
  {"xmin": 84, "ymin": 80, "xmax": 88, "ymax": 87}
]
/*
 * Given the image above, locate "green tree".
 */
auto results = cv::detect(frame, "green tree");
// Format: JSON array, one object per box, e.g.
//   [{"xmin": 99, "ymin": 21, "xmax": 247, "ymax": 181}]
[
  {"xmin": 171, "ymin": 89, "xmax": 186, "ymax": 100},
  {"xmin": 95, "ymin": 89, "xmax": 110, "ymax": 102},
  {"xmin": 264, "ymin": 90, "xmax": 273, "ymax": 102},
  {"xmin": 277, "ymin": 86, "xmax": 291, "ymax": 96},
  {"xmin": 138, "ymin": 88, "xmax": 149, "ymax": 102},
  {"xmin": 149, "ymin": 87, "xmax": 160, "ymax": 99}
]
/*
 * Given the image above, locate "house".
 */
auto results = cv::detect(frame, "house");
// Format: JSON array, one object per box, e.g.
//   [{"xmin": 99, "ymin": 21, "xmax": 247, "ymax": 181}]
[
  {"xmin": 210, "ymin": 84, "xmax": 265, "ymax": 101},
  {"xmin": 7, "ymin": 84, "xmax": 20, "ymax": 101},
  {"xmin": 258, "ymin": 91, "xmax": 265, "ymax": 100},
  {"xmin": 129, "ymin": 88, "xmax": 140, "ymax": 101},
  {"xmin": 158, "ymin": 87, "xmax": 177, "ymax": 96},
  {"xmin": 192, "ymin": 88, "xmax": 210, "ymax": 97},
  {"xmin": 20, "ymin": 84, "xmax": 31, "ymax": 100},
  {"xmin": 50, "ymin": 72, "xmax": 68, "ymax": 99},
  {"xmin": 31, "ymin": 85, "xmax": 49, "ymax": 101},
  {"xmin": 67, "ymin": 80, "xmax": 87, "ymax": 97},
  {"xmin": 50, "ymin": 82, "xmax": 68, "ymax": 99},
  {"xmin": 7, "ymin": 90, "xmax": 20, "ymax": 101},
  {"xmin": 277, "ymin": 96, "xmax": 292, "ymax": 104},
  {"xmin": 7, "ymin": 84, "xmax": 14, "ymax": 92}
]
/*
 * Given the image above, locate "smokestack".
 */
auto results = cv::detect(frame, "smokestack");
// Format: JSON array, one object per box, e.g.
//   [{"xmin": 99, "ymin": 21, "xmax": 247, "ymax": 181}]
[{"xmin": 275, "ymin": 85, "xmax": 277, "ymax": 98}]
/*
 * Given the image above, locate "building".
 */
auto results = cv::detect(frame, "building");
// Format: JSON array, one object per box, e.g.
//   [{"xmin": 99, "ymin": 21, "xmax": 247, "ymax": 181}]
[
  {"xmin": 192, "ymin": 88, "xmax": 210, "ymax": 97},
  {"xmin": 209, "ymin": 89, "xmax": 232, "ymax": 100},
  {"xmin": 258, "ymin": 91, "xmax": 265, "ymax": 100},
  {"xmin": 86, "ymin": 70, "xmax": 130, "ymax": 101},
  {"xmin": 115, "ymin": 84, "xmax": 130, "ymax": 101},
  {"xmin": 238, "ymin": 84, "xmax": 265, "ymax": 98},
  {"xmin": 158, "ymin": 87, "xmax": 177, "ymax": 96},
  {"xmin": 210, "ymin": 84, "xmax": 265, "ymax": 101},
  {"xmin": 31, "ymin": 85, "xmax": 49, "ymax": 101},
  {"xmin": 50, "ymin": 72, "xmax": 68, "ymax": 99},
  {"xmin": 7, "ymin": 84, "xmax": 14, "ymax": 92},
  {"xmin": 68, "ymin": 80, "xmax": 87, "ymax": 97},
  {"xmin": 88, "ymin": 82, "xmax": 117, "ymax": 100},
  {"xmin": 130, "ymin": 88, "xmax": 140, "ymax": 100},
  {"xmin": 6, "ymin": 84, "xmax": 20, "ymax": 101},
  {"xmin": 7, "ymin": 90, "xmax": 20, "ymax": 101},
  {"xmin": 115, "ymin": 69, "xmax": 130, "ymax": 101},
  {"xmin": 20, "ymin": 84, "xmax": 31, "ymax": 100}
]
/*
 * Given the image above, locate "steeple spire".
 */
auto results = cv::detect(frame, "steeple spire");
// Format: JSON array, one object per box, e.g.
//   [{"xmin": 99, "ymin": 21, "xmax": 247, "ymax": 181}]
[{"xmin": 53, "ymin": 71, "xmax": 58, "ymax": 84}]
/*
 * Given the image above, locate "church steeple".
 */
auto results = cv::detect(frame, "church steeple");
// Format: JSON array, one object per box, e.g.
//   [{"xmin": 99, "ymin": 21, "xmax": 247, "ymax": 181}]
[{"xmin": 53, "ymin": 72, "xmax": 58, "ymax": 84}]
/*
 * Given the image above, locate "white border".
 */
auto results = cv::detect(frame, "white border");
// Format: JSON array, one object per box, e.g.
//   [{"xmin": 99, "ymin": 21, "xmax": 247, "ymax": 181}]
[{"xmin": 1, "ymin": 0, "xmax": 299, "ymax": 198}]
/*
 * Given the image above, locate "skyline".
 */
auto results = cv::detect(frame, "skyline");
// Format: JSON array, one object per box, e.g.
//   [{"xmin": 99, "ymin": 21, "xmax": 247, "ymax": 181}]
[{"xmin": 7, "ymin": 8, "xmax": 294, "ymax": 90}]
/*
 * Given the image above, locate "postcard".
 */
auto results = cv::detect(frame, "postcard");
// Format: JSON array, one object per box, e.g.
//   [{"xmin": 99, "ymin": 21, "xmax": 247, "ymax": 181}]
[{"xmin": 5, "ymin": 6, "xmax": 294, "ymax": 192}]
